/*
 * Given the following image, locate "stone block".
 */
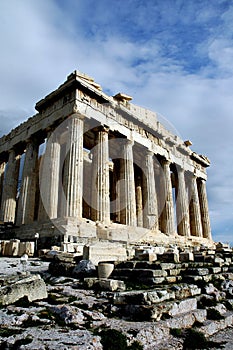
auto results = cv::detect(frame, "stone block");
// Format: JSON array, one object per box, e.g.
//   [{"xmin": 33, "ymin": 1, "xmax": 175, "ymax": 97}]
[
  {"xmin": 134, "ymin": 269, "xmax": 167, "ymax": 278},
  {"xmin": 111, "ymin": 268, "xmax": 133, "ymax": 277},
  {"xmin": 207, "ymin": 250, "xmax": 216, "ymax": 255},
  {"xmin": 0, "ymin": 274, "xmax": 47, "ymax": 305},
  {"xmin": 179, "ymin": 252, "xmax": 194, "ymax": 262},
  {"xmin": 18, "ymin": 242, "xmax": 35, "ymax": 257},
  {"xmin": 183, "ymin": 275, "xmax": 203, "ymax": 283},
  {"xmin": 83, "ymin": 242, "xmax": 127, "ymax": 265},
  {"xmin": 208, "ymin": 303, "xmax": 227, "ymax": 316},
  {"xmin": 154, "ymin": 246, "xmax": 166, "ymax": 255},
  {"xmin": 54, "ymin": 252, "xmax": 76, "ymax": 263},
  {"xmin": 214, "ymin": 257, "xmax": 225, "ymax": 266},
  {"xmin": 147, "ymin": 290, "xmax": 175, "ymax": 303},
  {"xmin": 203, "ymin": 275, "xmax": 213, "ymax": 283},
  {"xmin": 160, "ymin": 263, "xmax": 176, "ymax": 270},
  {"xmin": 168, "ymin": 298, "xmax": 197, "ymax": 317},
  {"xmin": 159, "ymin": 252, "xmax": 179, "ymax": 263},
  {"xmin": 209, "ymin": 267, "xmax": 221, "ymax": 274},
  {"xmin": 165, "ymin": 276, "xmax": 177, "ymax": 283},
  {"xmin": 137, "ymin": 252, "xmax": 157, "ymax": 262},
  {"xmin": 135, "ymin": 261, "xmax": 160, "ymax": 269},
  {"xmin": 186, "ymin": 268, "xmax": 209, "ymax": 276},
  {"xmin": 3, "ymin": 241, "xmax": 11, "ymax": 256},
  {"xmin": 150, "ymin": 277, "xmax": 165, "ymax": 284},
  {"xmin": 150, "ymin": 298, "xmax": 197, "ymax": 321},
  {"xmin": 171, "ymin": 284, "xmax": 201, "ymax": 300},
  {"xmin": 166, "ymin": 309, "xmax": 207, "ymax": 329},
  {"xmin": 38, "ymin": 249, "xmax": 50, "ymax": 258},
  {"xmin": 169, "ymin": 269, "xmax": 181, "ymax": 276},
  {"xmin": 115, "ymin": 260, "xmax": 136, "ymax": 269},
  {"xmin": 61, "ymin": 243, "xmax": 83, "ymax": 254},
  {"xmin": 200, "ymin": 312, "xmax": 233, "ymax": 336},
  {"xmin": 113, "ymin": 291, "xmax": 148, "ymax": 305},
  {"xmin": 193, "ymin": 254, "xmax": 205, "ymax": 262},
  {"xmin": 98, "ymin": 279, "xmax": 126, "ymax": 291},
  {"xmin": 7, "ymin": 239, "xmax": 20, "ymax": 256}
]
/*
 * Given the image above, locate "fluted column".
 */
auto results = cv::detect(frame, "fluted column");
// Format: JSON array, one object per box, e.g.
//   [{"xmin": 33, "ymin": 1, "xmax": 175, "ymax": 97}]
[
  {"xmin": 112, "ymin": 159, "xmax": 121, "ymax": 223},
  {"xmin": 143, "ymin": 151, "xmax": 158, "ymax": 230},
  {"xmin": 198, "ymin": 179, "xmax": 211, "ymax": 239},
  {"xmin": 39, "ymin": 130, "xmax": 60, "ymax": 220},
  {"xmin": 63, "ymin": 114, "xmax": 84, "ymax": 218},
  {"xmin": 176, "ymin": 166, "xmax": 190, "ymax": 236},
  {"xmin": 160, "ymin": 159, "xmax": 175, "ymax": 235},
  {"xmin": 16, "ymin": 140, "xmax": 39, "ymax": 225},
  {"xmin": 91, "ymin": 126, "xmax": 110, "ymax": 223},
  {"xmin": 189, "ymin": 175, "xmax": 203, "ymax": 237},
  {"xmin": 136, "ymin": 175, "xmax": 143, "ymax": 227},
  {"xmin": 120, "ymin": 139, "xmax": 137, "ymax": 226},
  {"xmin": 1, "ymin": 150, "xmax": 20, "ymax": 223},
  {"xmin": 0, "ymin": 161, "xmax": 6, "ymax": 209}
]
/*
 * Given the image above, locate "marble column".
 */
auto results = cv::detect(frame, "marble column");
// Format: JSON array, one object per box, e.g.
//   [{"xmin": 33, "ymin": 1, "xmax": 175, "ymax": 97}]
[
  {"xmin": 119, "ymin": 139, "xmax": 137, "ymax": 226},
  {"xmin": 198, "ymin": 179, "xmax": 211, "ymax": 239},
  {"xmin": 112, "ymin": 159, "xmax": 121, "ymax": 223},
  {"xmin": 143, "ymin": 151, "xmax": 158, "ymax": 230},
  {"xmin": 176, "ymin": 166, "xmax": 190, "ymax": 236},
  {"xmin": 63, "ymin": 114, "xmax": 84, "ymax": 218},
  {"xmin": 0, "ymin": 161, "xmax": 6, "ymax": 209},
  {"xmin": 189, "ymin": 175, "xmax": 203, "ymax": 237},
  {"xmin": 1, "ymin": 150, "xmax": 20, "ymax": 223},
  {"xmin": 39, "ymin": 129, "xmax": 60, "ymax": 220},
  {"xmin": 136, "ymin": 175, "xmax": 143, "ymax": 227},
  {"xmin": 160, "ymin": 159, "xmax": 175, "ymax": 235},
  {"xmin": 16, "ymin": 140, "xmax": 39, "ymax": 225},
  {"xmin": 91, "ymin": 126, "xmax": 110, "ymax": 223}
]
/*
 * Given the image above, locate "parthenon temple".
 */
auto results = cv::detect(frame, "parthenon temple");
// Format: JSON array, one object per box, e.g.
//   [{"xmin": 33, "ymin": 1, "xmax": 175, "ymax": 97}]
[{"xmin": 0, "ymin": 71, "xmax": 212, "ymax": 248}]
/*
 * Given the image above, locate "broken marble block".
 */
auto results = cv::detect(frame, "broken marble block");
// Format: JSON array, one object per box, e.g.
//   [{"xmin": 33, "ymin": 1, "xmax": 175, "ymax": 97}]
[{"xmin": 0, "ymin": 274, "xmax": 47, "ymax": 305}]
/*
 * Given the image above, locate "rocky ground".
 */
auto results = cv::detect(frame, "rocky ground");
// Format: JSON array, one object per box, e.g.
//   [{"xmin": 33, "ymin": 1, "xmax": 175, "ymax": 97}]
[{"xmin": 0, "ymin": 257, "xmax": 232, "ymax": 350}]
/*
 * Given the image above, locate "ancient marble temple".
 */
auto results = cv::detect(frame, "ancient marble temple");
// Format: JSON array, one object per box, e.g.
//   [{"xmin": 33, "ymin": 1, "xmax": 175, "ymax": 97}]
[{"xmin": 0, "ymin": 71, "xmax": 212, "ymax": 247}]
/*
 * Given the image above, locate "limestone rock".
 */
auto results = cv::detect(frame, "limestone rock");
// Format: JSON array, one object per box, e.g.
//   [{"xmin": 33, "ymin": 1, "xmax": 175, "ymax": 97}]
[
  {"xmin": 72, "ymin": 260, "xmax": 96, "ymax": 279},
  {"xmin": 0, "ymin": 274, "xmax": 47, "ymax": 305},
  {"xmin": 49, "ymin": 304, "xmax": 85, "ymax": 325},
  {"xmin": 83, "ymin": 242, "xmax": 127, "ymax": 265},
  {"xmin": 221, "ymin": 279, "xmax": 233, "ymax": 297},
  {"xmin": 98, "ymin": 279, "xmax": 126, "ymax": 291}
]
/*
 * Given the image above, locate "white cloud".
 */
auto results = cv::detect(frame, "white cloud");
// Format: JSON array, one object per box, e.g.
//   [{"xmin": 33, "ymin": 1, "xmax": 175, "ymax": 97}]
[{"xmin": 0, "ymin": 0, "xmax": 232, "ymax": 243}]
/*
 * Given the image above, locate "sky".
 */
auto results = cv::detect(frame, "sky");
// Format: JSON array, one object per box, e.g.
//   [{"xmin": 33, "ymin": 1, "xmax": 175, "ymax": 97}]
[{"xmin": 0, "ymin": 0, "xmax": 232, "ymax": 244}]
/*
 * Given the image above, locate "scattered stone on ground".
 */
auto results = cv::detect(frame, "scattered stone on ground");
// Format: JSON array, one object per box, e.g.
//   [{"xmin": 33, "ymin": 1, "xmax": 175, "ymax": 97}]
[{"xmin": 0, "ymin": 244, "xmax": 233, "ymax": 350}]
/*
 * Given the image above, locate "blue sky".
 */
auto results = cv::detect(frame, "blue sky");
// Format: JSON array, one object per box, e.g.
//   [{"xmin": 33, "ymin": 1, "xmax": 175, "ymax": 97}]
[{"xmin": 0, "ymin": 0, "xmax": 233, "ymax": 244}]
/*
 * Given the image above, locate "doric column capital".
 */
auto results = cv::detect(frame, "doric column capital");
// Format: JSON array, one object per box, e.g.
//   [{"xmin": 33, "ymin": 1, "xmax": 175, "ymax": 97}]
[
  {"xmin": 94, "ymin": 125, "xmax": 109, "ymax": 135},
  {"xmin": 70, "ymin": 111, "xmax": 85, "ymax": 120},
  {"xmin": 145, "ymin": 149, "xmax": 154, "ymax": 157},
  {"xmin": 123, "ymin": 138, "xmax": 134, "ymax": 146},
  {"xmin": 176, "ymin": 164, "xmax": 184, "ymax": 172}
]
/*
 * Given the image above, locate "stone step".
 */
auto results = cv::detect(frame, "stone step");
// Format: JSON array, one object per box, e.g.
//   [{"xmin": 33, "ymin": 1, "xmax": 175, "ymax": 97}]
[
  {"xmin": 184, "ymin": 268, "xmax": 210, "ymax": 276},
  {"xmin": 112, "ymin": 268, "xmax": 168, "ymax": 279},
  {"xmin": 113, "ymin": 284, "xmax": 202, "ymax": 306},
  {"xmin": 116, "ymin": 297, "xmax": 198, "ymax": 321},
  {"xmin": 199, "ymin": 311, "xmax": 233, "ymax": 336}
]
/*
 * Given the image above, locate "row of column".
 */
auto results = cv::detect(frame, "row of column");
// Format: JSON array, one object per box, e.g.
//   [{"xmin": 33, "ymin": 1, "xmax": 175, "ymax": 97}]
[{"xmin": 0, "ymin": 113, "xmax": 211, "ymax": 240}]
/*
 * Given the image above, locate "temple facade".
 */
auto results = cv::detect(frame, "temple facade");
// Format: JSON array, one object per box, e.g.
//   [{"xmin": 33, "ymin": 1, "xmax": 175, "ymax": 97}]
[{"xmin": 0, "ymin": 71, "xmax": 212, "ymax": 247}]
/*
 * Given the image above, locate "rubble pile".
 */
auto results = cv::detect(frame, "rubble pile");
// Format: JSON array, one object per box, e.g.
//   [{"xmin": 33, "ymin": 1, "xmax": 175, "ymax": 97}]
[{"xmin": 0, "ymin": 242, "xmax": 232, "ymax": 349}]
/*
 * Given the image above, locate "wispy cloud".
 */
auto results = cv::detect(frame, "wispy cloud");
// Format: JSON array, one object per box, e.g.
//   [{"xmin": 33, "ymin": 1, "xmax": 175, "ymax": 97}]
[{"xmin": 0, "ymin": 0, "xmax": 232, "ymax": 243}]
